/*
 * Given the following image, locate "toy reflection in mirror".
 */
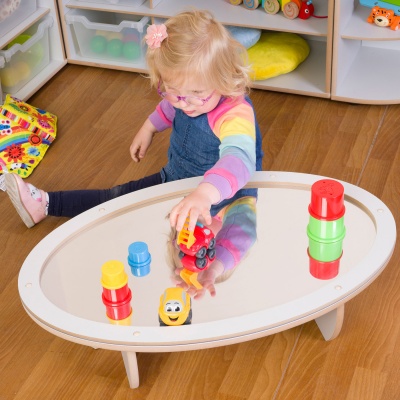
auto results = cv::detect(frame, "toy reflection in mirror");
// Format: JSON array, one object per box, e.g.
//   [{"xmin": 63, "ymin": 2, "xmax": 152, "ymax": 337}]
[{"xmin": 165, "ymin": 196, "xmax": 258, "ymax": 300}]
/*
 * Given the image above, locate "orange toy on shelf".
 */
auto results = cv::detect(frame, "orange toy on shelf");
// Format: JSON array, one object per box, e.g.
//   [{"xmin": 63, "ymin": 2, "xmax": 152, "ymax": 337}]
[{"xmin": 367, "ymin": 6, "xmax": 400, "ymax": 30}]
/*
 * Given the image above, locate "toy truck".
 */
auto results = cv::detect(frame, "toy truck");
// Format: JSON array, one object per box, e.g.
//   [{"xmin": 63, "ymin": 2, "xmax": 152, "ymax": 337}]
[
  {"xmin": 176, "ymin": 220, "xmax": 216, "ymax": 289},
  {"xmin": 158, "ymin": 287, "xmax": 192, "ymax": 326}
]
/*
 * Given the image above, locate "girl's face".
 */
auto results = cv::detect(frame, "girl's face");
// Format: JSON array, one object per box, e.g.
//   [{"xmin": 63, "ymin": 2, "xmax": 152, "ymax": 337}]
[{"xmin": 161, "ymin": 75, "xmax": 222, "ymax": 117}]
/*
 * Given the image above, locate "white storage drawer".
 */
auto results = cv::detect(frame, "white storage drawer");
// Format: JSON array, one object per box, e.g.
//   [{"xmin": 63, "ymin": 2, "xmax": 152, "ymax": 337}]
[
  {"xmin": 0, "ymin": 16, "xmax": 53, "ymax": 94},
  {"xmin": 0, "ymin": 0, "xmax": 38, "ymax": 38},
  {"xmin": 65, "ymin": 9, "xmax": 149, "ymax": 64},
  {"xmin": 76, "ymin": 0, "xmax": 146, "ymax": 6}
]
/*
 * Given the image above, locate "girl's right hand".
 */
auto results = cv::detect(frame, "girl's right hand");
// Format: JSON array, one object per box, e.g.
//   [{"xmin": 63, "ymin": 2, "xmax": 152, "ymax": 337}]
[{"xmin": 130, "ymin": 119, "xmax": 157, "ymax": 162}]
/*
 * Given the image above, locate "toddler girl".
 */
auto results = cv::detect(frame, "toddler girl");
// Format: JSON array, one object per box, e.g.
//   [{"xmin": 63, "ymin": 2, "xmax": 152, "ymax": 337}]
[{"xmin": 5, "ymin": 9, "xmax": 263, "ymax": 288}]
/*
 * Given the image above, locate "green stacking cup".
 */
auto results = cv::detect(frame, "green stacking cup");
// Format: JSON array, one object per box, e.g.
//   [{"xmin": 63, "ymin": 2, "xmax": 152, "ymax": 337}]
[
  {"xmin": 308, "ymin": 232, "xmax": 344, "ymax": 262},
  {"xmin": 307, "ymin": 215, "xmax": 345, "ymax": 241}
]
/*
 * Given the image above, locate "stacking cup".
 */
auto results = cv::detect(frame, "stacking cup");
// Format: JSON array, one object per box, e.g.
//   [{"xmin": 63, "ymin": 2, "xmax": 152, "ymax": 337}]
[
  {"xmin": 308, "ymin": 249, "xmax": 342, "ymax": 280},
  {"xmin": 128, "ymin": 241, "xmax": 151, "ymax": 277},
  {"xmin": 102, "ymin": 291, "xmax": 132, "ymax": 320},
  {"xmin": 108, "ymin": 313, "xmax": 132, "ymax": 326},
  {"xmin": 101, "ymin": 260, "xmax": 132, "ymax": 321},
  {"xmin": 309, "ymin": 179, "xmax": 345, "ymax": 221},
  {"xmin": 307, "ymin": 179, "xmax": 346, "ymax": 280},
  {"xmin": 308, "ymin": 233, "xmax": 344, "ymax": 262},
  {"xmin": 307, "ymin": 216, "xmax": 346, "ymax": 262},
  {"xmin": 101, "ymin": 260, "xmax": 128, "ymax": 290},
  {"xmin": 307, "ymin": 215, "xmax": 345, "ymax": 241}
]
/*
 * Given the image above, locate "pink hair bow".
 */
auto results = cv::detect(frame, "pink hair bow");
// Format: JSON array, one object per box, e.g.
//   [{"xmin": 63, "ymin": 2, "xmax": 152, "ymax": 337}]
[{"xmin": 145, "ymin": 24, "xmax": 168, "ymax": 49}]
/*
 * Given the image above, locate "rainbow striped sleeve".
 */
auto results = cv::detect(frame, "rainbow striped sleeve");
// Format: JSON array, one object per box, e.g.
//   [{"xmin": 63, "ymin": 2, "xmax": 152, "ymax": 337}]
[
  {"xmin": 215, "ymin": 196, "xmax": 257, "ymax": 271},
  {"xmin": 203, "ymin": 97, "xmax": 256, "ymax": 201},
  {"xmin": 148, "ymin": 99, "xmax": 176, "ymax": 131}
]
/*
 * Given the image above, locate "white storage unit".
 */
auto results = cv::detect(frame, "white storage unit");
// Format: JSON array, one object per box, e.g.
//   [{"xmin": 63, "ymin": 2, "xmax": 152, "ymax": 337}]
[
  {"xmin": 332, "ymin": 0, "xmax": 400, "ymax": 104},
  {"xmin": 65, "ymin": 9, "xmax": 149, "ymax": 65},
  {"xmin": 0, "ymin": 16, "xmax": 53, "ymax": 94},
  {"xmin": 2, "ymin": 1, "xmax": 398, "ymax": 104},
  {"xmin": 0, "ymin": 0, "xmax": 66, "ymax": 101},
  {"xmin": 57, "ymin": 0, "xmax": 335, "ymax": 99}
]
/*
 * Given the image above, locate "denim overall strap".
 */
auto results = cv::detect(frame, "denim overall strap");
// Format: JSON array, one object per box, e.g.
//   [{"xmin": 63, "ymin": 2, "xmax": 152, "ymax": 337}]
[
  {"xmin": 162, "ymin": 109, "xmax": 220, "ymax": 182},
  {"xmin": 161, "ymin": 97, "xmax": 263, "ymax": 216}
]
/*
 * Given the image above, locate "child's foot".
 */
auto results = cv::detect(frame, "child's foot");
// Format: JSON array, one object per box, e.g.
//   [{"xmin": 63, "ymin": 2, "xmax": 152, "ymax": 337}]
[{"xmin": 4, "ymin": 173, "xmax": 48, "ymax": 228}]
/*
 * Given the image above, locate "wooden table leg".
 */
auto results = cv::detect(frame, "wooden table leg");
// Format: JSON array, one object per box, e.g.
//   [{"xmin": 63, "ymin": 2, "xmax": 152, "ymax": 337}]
[
  {"xmin": 315, "ymin": 304, "xmax": 345, "ymax": 341},
  {"xmin": 121, "ymin": 351, "xmax": 139, "ymax": 388}
]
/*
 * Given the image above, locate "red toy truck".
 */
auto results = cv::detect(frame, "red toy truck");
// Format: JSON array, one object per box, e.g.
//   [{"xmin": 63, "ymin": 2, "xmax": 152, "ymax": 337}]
[
  {"xmin": 176, "ymin": 220, "xmax": 216, "ymax": 289},
  {"xmin": 178, "ymin": 222, "xmax": 216, "ymax": 272}
]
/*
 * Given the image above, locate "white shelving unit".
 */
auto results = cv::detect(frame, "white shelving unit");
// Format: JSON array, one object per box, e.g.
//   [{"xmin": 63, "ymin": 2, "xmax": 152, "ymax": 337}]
[
  {"xmin": 3, "ymin": 1, "xmax": 400, "ymax": 104},
  {"xmin": 57, "ymin": 0, "xmax": 334, "ymax": 99},
  {"xmin": 0, "ymin": 0, "xmax": 67, "ymax": 100},
  {"xmin": 332, "ymin": 1, "xmax": 400, "ymax": 104}
]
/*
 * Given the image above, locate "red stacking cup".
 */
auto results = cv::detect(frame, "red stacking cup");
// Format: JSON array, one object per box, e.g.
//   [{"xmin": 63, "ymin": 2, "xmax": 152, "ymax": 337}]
[
  {"xmin": 309, "ymin": 179, "xmax": 345, "ymax": 221},
  {"xmin": 102, "ymin": 284, "xmax": 131, "ymax": 303},
  {"xmin": 102, "ymin": 289, "xmax": 132, "ymax": 320},
  {"xmin": 308, "ymin": 248, "xmax": 342, "ymax": 280},
  {"xmin": 101, "ymin": 260, "xmax": 132, "ymax": 321}
]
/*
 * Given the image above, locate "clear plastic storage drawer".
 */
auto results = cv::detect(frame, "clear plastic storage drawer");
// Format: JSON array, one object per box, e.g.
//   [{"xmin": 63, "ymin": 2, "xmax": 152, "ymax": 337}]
[
  {"xmin": 0, "ymin": 0, "xmax": 38, "ymax": 38},
  {"xmin": 65, "ymin": 9, "xmax": 149, "ymax": 64},
  {"xmin": 0, "ymin": 16, "xmax": 53, "ymax": 94}
]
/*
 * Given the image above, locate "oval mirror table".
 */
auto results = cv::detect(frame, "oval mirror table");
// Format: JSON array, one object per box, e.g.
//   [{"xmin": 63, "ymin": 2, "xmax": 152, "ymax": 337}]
[{"xmin": 18, "ymin": 172, "xmax": 397, "ymax": 388}]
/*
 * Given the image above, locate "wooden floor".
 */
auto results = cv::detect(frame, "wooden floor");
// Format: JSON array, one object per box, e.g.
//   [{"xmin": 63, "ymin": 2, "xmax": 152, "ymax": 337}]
[{"xmin": 0, "ymin": 65, "xmax": 399, "ymax": 400}]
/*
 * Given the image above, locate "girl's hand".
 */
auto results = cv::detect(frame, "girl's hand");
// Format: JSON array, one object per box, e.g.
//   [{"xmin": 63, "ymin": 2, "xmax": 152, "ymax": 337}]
[
  {"xmin": 177, "ymin": 260, "xmax": 224, "ymax": 300},
  {"xmin": 169, "ymin": 183, "xmax": 220, "ymax": 232},
  {"xmin": 130, "ymin": 119, "xmax": 157, "ymax": 162}
]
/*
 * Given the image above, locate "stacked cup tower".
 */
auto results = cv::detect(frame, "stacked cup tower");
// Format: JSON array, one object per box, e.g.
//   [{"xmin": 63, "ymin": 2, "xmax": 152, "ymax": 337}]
[
  {"xmin": 101, "ymin": 260, "xmax": 132, "ymax": 325},
  {"xmin": 307, "ymin": 179, "xmax": 346, "ymax": 279}
]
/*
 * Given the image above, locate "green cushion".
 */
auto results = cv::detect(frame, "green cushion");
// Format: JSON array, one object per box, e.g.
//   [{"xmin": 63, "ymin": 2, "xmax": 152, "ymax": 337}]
[{"xmin": 248, "ymin": 32, "xmax": 310, "ymax": 80}]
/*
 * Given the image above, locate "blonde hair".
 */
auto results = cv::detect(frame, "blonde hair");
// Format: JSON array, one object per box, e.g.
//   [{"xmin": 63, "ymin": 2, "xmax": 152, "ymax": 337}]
[{"xmin": 146, "ymin": 9, "xmax": 251, "ymax": 98}]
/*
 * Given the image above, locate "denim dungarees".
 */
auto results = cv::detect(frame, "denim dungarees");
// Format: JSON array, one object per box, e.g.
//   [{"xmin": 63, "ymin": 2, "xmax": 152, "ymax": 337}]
[{"xmin": 160, "ymin": 97, "xmax": 263, "ymax": 216}]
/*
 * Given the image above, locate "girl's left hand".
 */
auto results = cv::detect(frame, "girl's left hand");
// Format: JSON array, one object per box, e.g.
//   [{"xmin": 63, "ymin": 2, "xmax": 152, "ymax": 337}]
[{"xmin": 169, "ymin": 183, "xmax": 220, "ymax": 232}]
